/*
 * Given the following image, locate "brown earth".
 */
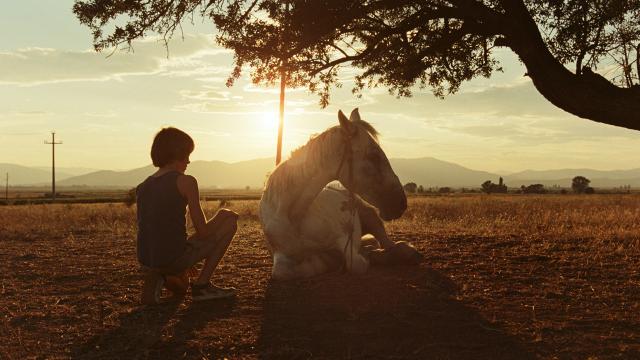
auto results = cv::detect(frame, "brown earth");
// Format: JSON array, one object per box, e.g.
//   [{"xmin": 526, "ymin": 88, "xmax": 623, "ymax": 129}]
[{"xmin": 1, "ymin": 196, "xmax": 639, "ymax": 359}]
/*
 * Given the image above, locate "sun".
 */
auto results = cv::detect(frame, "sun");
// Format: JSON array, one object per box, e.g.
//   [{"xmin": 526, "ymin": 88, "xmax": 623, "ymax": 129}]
[{"xmin": 259, "ymin": 110, "xmax": 280, "ymax": 134}]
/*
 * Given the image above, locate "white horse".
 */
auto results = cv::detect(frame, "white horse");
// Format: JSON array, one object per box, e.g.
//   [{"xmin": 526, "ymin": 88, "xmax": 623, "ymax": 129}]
[{"xmin": 259, "ymin": 108, "xmax": 408, "ymax": 280}]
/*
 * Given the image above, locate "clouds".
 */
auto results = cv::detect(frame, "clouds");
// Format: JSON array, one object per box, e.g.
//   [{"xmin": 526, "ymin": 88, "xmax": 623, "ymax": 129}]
[
  {"xmin": 426, "ymin": 84, "xmax": 640, "ymax": 144},
  {"xmin": 3, "ymin": 3, "xmax": 640, "ymax": 174},
  {"xmin": 0, "ymin": 34, "xmax": 229, "ymax": 85}
]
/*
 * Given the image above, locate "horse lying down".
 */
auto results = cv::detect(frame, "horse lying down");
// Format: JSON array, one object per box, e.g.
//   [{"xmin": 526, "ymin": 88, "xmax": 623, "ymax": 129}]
[{"xmin": 259, "ymin": 108, "xmax": 422, "ymax": 280}]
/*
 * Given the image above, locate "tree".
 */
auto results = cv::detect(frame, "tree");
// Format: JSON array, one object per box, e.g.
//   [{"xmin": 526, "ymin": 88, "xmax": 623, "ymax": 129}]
[
  {"xmin": 481, "ymin": 179, "xmax": 507, "ymax": 194},
  {"xmin": 403, "ymin": 182, "xmax": 418, "ymax": 194},
  {"xmin": 522, "ymin": 183, "xmax": 546, "ymax": 194},
  {"xmin": 74, "ymin": 1, "xmax": 640, "ymax": 130},
  {"xmin": 482, "ymin": 180, "xmax": 493, "ymax": 194},
  {"xmin": 572, "ymin": 176, "xmax": 591, "ymax": 193}
]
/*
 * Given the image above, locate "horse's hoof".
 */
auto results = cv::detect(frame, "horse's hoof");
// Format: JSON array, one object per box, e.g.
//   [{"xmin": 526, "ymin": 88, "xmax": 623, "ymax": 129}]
[
  {"xmin": 386, "ymin": 241, "xmax": 423, "ymax": 265},
  {"xmin": 369, "ymin": 248, "xmax": 390, "ymax": 266}
]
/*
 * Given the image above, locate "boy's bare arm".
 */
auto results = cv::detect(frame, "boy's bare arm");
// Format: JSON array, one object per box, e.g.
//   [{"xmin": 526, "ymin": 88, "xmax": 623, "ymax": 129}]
[{"xmin": 177, "ymin": 174, "xmax": 209, "ymax": 238}]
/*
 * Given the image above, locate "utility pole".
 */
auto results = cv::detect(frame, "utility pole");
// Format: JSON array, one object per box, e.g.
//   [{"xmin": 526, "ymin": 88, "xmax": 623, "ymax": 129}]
[
  {"xmin": 44, "ymin": 132, "xmax": 62, "ymax": 202},
  {"xmin": 5, "ymin": 172, "xmax": 8, "ymax": 202}
]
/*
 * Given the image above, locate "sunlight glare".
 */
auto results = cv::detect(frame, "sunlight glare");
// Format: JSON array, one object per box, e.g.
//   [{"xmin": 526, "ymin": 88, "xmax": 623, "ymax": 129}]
[{"xmin": 260, "ymin": 110, "xmax": 280, "ymax": 134}]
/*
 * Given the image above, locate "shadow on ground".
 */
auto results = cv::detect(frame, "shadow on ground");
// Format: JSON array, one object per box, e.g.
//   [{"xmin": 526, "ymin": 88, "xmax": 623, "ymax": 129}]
[
  {"xmin": 71, "ymin": 297, "xmax": 235, "ymax": 359},
  {"xmin": 257, "ymin": 265, "xmax": 532, "ymax": 359}
]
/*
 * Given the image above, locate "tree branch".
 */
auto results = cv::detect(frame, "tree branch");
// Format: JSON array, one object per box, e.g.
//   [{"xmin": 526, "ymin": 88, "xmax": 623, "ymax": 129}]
[{"xmin": 500, "ymin": 1, "xmax": 640, "ymax": 130}]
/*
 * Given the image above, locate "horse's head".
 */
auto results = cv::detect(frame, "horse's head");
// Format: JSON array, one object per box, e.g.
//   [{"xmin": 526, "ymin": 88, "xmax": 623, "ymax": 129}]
[{"xmin": 336, "ymin": 108, "xmax": 407, "ymax": 221}]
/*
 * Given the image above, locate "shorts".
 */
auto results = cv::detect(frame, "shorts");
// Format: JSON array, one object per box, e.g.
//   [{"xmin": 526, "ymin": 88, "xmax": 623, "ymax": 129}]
[{"xmin": 156, "ymin": 236, "xmax": 218, "ymax": 275}]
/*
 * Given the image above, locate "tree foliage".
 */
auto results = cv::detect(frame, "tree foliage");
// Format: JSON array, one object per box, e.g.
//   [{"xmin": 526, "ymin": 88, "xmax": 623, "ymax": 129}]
[
  {"xmin": 403, "ymin": 182, "xmax": 418, "ymax": 193},
  {"xmin": 481, "ymin": 179, "xmax": 507, "ymax": 194},
  {"xmin": 521, "ymin": 183, "xmax": 546, "ymax": 194},
  {"xmin": 74, "ymin": 1, "xmax": 640, "ymax": 129},
  {"xmin": 571, "ymin": 175, "xmax": 591, "ymax": 193}
]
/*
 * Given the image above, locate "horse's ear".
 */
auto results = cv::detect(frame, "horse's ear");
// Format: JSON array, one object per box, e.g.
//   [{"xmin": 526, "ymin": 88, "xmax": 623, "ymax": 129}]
[
  {"xmin": 338, "ymin": 110, "xmax": 355, "ymax": 134},
  {"xmin": 349, "ymin": 108, "xmax": 361, "ymax": 122}
]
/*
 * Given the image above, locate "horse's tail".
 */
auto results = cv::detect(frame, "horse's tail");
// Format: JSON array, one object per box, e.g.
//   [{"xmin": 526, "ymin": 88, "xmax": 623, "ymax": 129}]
[{"xmin": 272, "ymin": 250, "xmax": 342, "ymax": 280}]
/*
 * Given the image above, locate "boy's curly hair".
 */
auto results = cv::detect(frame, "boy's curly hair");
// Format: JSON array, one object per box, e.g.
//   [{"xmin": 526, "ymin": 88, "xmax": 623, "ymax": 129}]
[{"xmin": 151, "ymin": 127, "xmax": 194, "ymax": 167}]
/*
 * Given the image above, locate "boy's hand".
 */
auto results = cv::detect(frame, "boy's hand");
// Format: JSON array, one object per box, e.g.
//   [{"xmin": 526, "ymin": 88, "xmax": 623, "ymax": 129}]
[{"xmin": 164, "ymin": 270, "xmax": 190, "ymax": 296}]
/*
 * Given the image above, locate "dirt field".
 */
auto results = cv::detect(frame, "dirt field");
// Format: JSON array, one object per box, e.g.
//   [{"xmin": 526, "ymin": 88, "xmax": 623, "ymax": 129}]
[{"xmin": 1, "ymin": 195, "xmax": 639, "ymax": 359}]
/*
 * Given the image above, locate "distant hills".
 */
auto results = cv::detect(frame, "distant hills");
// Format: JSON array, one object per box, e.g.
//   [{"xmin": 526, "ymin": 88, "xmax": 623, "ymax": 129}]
[
  {"xmin": 0, "ymin": 163, "xmax": 81, "ymax": 185},
  {"xmin": 3, "ymin": 158, "xmax": 640, "ymax": 188}
]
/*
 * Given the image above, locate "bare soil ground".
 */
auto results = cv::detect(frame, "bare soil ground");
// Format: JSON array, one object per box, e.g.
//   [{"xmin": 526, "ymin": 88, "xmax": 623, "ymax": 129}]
[{"xmin": 1, "ymin": 195, "xmax": 639, "ymax": 359}]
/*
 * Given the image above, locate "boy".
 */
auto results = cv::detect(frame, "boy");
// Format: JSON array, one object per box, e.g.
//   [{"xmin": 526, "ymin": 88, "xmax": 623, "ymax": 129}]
[{"xmin": 137, "ymin": 127, "xmax": 237, "ymax": 304}]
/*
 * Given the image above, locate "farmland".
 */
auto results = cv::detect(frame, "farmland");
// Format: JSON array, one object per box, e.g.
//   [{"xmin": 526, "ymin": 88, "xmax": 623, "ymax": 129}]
[{"xmin": 1, "ymin": 195, "xmax": 639, "ymax": 359}]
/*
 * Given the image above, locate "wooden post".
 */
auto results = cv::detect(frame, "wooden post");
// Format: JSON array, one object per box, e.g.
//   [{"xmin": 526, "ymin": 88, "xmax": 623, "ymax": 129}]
[
  {"xmin": 5, "ymin": 172, "xmax": 7, "ymax": 202},
  {"xmin": 44, "ymin": 132, "xmax": 62, "ymax": 202}
]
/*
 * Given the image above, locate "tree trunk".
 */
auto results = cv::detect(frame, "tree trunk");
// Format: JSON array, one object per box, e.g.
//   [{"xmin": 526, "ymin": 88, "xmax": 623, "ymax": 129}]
[{"xmin": 503, "ymin": 2, "xmax": 640, "ymax": 131}]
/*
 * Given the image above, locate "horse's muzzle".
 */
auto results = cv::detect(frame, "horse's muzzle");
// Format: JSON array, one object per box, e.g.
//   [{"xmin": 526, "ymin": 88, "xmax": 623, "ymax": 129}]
[{"xmin": 379, "ymin": 188, "xmax": 407, "ymax": 221}]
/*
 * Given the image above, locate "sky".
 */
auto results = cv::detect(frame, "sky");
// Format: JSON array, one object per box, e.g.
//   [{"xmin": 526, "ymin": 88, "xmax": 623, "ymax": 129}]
[{"xmin": 2, "ymin": 0, "xmax": 640, "ymax": 173}]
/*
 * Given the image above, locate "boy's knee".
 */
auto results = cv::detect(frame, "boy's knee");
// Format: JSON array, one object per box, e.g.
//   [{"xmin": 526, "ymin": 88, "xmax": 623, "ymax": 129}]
[
  {"xmin": 218, "ymin": 208, "xmax": 239, "ymax": 221},
  {"xmin": 219, "ymin": 210, "xmax": 238, "ymax": 233}
]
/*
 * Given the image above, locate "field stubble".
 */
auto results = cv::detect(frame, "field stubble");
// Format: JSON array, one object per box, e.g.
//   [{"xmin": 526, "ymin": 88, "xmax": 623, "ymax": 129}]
[{"xmin": 1, "ymin": 194, "xmax": 639, "ymax": 358}]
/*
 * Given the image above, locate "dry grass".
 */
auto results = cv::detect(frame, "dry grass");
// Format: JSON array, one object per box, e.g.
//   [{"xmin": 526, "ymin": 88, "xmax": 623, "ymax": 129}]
[{"xmin": 1, "ymin": 195, "xmax": 639, "ymax": 358}]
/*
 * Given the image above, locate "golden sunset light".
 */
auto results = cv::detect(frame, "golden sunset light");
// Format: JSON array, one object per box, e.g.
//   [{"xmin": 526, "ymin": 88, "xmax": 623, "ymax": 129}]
[
  {"xmin": 2, "ymin": 2, "xmax": 640, "ymax": 173},
  {"xmin": 3, "ymin": 1, "xmax": 640, "ymax": 359},
  {"xmin": 259, "ymin": 109, "xmax": 280, "ymax": 135}
]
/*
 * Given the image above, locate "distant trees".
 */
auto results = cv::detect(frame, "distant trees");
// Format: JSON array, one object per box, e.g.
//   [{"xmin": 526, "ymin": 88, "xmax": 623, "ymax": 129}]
[
  {"xmin": 403, "ymin": 182, "xmax": 418, "ymax": 194},
  {"xmin": 124, "ymin": 187, "xmax": 136, "ymax": 207},
  {"xmin": 572, "ymin": 176, "xmax": 593, "ymax": 194},
  {"xmin": 481, "ymin": 177, "xmax": 507, "ymax": 194},
  {"xmin": 399, "ymin": 177, "xmax": 601, "ymax": 195},
  {"xmin": 521, "ymin": 184, "xmax": 547, "ymax": 194}
]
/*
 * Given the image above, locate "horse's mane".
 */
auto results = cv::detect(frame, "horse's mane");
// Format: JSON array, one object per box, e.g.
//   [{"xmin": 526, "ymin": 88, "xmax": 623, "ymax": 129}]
[
  {"xmin": 353, "ymin": 119, "xmax": 380, "ymax": 142},
  {"xmin": 289, "ymin": 119, "xmax": 379, "ymax": 158},
  {"xmin": 265, "ymin": 119, "xmax": 379, "ymax": 197}
]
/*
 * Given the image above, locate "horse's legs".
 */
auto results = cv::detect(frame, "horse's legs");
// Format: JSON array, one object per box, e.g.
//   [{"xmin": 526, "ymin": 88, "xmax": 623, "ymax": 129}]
[{"xmin": 356, "ymin": 200, "xmax": 395, "ymax": 249}]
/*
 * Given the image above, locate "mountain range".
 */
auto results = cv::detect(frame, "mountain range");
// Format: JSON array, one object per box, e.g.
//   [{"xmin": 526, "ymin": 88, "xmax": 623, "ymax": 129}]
[{"xmin": 2, "ymin": 158, "xmax": 639, "ymax": 188}]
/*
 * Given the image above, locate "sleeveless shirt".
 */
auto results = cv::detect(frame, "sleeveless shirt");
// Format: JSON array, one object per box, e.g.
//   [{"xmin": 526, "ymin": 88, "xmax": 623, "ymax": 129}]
[{"xmin": 136, "ymin": 171, "xmax": 188, "ymax": 267}]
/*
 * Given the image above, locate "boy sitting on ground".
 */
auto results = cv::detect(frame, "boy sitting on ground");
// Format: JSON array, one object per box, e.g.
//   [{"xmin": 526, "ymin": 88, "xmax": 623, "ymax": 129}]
[{"xmin": 137, "ymin": 127, "xmax": 238, "ymax": 304}]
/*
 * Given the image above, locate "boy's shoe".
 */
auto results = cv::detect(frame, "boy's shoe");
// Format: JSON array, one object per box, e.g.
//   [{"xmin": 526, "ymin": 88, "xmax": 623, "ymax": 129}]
[
  {"xmin": 141, "ymin": 271, "xmax": 165, "ymax": 305},
  {"xmin": 191, "ymin": 282, "xmax": 236, "ymax": 301}
]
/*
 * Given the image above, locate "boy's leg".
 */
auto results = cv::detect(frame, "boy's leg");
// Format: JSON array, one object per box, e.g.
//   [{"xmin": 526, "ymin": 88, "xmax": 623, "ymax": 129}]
[
  {"xmin": 159, "ymin": 209, "xmax": 238, "ymax": 301},
  {"xmin": 140, "ymin": 267, "xmax": 165, "ymax": 305},
  {"xmin": 193, "ymin": 209, "xmax": 239, "ymax": 285}
]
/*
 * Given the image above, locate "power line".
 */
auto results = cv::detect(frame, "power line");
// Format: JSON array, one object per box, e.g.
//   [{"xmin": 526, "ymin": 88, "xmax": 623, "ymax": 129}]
[{"xmin": 44, "ymin": 132, "xmax": 63, "ymax": 202}]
